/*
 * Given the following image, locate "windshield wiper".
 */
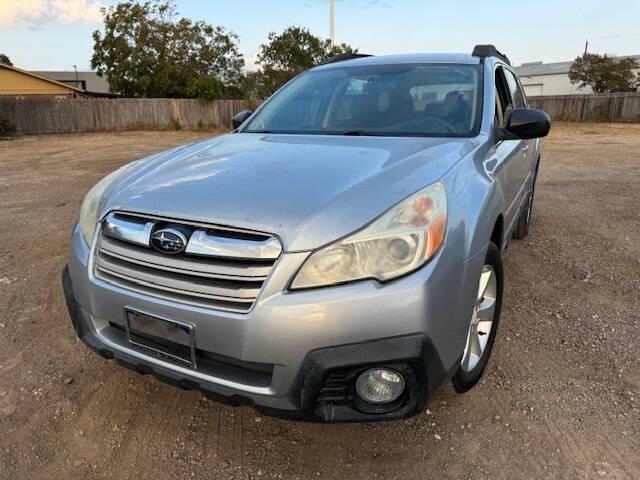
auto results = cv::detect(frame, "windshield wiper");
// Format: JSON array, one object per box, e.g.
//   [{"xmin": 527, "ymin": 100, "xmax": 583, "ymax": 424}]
[{"xmin": 340, "ymin": 130, "xmax": 386, "ymax": 136}]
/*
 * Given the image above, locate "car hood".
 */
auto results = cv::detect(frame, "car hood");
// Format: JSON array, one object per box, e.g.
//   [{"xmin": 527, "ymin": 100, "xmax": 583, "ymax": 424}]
[{"xmin": 103, "ymin": 133, "xmax": 478, "ymax": 251}]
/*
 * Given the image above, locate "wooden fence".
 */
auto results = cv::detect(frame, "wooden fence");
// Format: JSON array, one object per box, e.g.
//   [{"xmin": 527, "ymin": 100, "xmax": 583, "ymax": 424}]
[
  {"xmin": 0, "ymin": 97, "xmax": 252, "ymax": 134},
  {"xmin": 528, "ymin": 93, "xmax": 640, "ymax": 122},
  {"xmin": 2, "ymin": 93, "xmax": 640, "ymax": 135}
]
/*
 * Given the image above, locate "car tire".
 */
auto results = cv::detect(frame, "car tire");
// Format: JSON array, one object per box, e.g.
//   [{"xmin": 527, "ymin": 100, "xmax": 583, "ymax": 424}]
[
  {"xmin": 512, "ymin": 158, "xmax": 540, "ymax": 240},
  {"xmin": 512, "ymin": 192, "xmax": 532, "ymax": 240},
  {"xmin": 452, "ymin": 241, "xmax": 503, "ymax": 394}
]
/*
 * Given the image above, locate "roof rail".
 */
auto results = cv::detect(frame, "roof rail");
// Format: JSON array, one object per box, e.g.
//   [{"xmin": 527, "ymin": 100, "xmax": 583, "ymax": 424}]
[
  {"xmin": 322, "ymin": 53, "xmax": 373, "ymax": 65},
  {"xmin": 472, "ymin": 45, "xmax": 511, "ymax": 66}
]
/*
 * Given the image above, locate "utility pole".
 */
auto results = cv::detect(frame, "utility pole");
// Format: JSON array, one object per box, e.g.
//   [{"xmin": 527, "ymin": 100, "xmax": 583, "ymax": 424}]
[
  {"xmin": 329, "ymin": 0, "xmax": 335, "ymax": 44},
  {"xmin": 73, "ymin": 64, "xmax": 79, "ymax": 89},
  {"xmin": 583, "ymin": 40, "xmax": 589, "ymax": 57}
]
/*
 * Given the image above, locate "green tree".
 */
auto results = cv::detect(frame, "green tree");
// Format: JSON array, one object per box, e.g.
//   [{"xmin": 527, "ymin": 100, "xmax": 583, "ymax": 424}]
[
  {"xmin": 248, "ymin": 26, "xmax": 357, "ymax": 98},
  {"xmin": 185, "ymin": 75, "xmax": 223, "ymax": 100},
  {"xmin": 240, "ymin": 70, "xmax": 273, "ymax": 99},
  {"xmin": 0, "ymin": 116, "xmax": 17, "ymax": 136},
  {"xmin": 91, "ymin": 1, "xmax": 244, "ymax": 98},
  {"xmin": 0, "ymin": 53, "xmax": 12, "ymax": 66},
  {"xmin": 569, "ymin": 54, "xmax": 639, "ymax": 93}
]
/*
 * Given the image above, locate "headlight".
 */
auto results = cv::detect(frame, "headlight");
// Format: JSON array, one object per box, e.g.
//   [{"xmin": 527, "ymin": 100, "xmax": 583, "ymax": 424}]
[
  {"xmin": 78, "ymin": 163, "xmax": 136, "ymax": 245},
  {"xmin": 291, "ymin": 182, "xmax": 447, "ymax": 289}
]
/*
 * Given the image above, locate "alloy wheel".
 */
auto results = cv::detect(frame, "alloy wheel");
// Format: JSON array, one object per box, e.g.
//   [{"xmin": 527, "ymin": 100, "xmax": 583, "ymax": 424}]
[{"xmin": 461, "ymin": 264, "xmax": 497, "ymax": 372}]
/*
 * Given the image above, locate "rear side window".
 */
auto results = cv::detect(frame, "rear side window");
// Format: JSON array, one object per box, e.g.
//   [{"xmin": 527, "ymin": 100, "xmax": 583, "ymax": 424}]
[
  {"xmin": 494, "ymin": 67, "xmax": 511, "ymax": 126},
  {"xmin": 503, "ymin": 69, "xmax": 526, "ymax": 109}
]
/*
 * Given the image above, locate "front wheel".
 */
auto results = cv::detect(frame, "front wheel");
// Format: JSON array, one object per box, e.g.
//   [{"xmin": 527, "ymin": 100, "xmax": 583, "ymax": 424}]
[{"xmin": 452, "ymin": 242, "xmax": 503, "ymax": 393}]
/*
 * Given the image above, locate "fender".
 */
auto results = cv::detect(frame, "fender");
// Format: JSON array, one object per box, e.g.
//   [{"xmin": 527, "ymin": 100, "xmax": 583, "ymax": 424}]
[{"xmin": 441, "ymin": 140, "xmax": 507, "ymax": 261}]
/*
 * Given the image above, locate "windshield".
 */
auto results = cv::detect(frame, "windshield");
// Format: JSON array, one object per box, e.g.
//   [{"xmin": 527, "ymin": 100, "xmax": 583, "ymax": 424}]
[{"xmin": 243, "ymin": 63, "xmax": 482, "ymax": 137}]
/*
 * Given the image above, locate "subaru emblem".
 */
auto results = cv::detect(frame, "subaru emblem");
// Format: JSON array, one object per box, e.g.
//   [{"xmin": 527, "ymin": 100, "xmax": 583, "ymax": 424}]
[{"xmin": 150, "ymin": 228, "xmax": 188, "ymax": 254}]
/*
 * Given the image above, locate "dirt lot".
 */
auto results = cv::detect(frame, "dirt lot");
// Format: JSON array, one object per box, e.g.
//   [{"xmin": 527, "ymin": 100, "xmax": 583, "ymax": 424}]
[{"xmin": 1, "ymin": 123, "xmax": 639, "ymax": 480}]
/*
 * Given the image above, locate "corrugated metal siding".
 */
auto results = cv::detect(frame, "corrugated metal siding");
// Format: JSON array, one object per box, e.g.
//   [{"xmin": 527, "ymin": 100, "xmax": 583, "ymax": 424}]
[
  {"xmin": 518, "ymin": 67, "xmax": 640, "ymax": 96},
  {"xmin": 519, "ymin": 73, "xmax": 592, "ymax": 96},
  {"xmin": 32, "ymin": 71, "xmax": 111, "ymax": 94},
  {"xmin": 523, "ymin": 84, "xmax": 543, "ymax": 97}
]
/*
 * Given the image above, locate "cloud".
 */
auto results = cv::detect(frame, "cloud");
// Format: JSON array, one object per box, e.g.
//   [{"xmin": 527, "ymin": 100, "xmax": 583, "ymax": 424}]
[
  {"xmin": 0, "ymin": 0, "xmax": 104, "ymax": 29},
  {"xmin": 243, "ymin": 52, "xmax": 261, "ymax": 72}
]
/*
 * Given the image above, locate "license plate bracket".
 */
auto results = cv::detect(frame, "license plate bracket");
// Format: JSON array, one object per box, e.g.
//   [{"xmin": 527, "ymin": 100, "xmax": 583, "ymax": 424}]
[{"xmin": 124, "ymin": 308, "xmax": 196, "ymax": 369}]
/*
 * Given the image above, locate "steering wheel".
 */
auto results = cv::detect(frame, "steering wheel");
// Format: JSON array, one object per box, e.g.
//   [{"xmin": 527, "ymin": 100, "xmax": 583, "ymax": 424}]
[{"xmin": 417, "ymin": 115, "xmax": 457, "ymax": 134}]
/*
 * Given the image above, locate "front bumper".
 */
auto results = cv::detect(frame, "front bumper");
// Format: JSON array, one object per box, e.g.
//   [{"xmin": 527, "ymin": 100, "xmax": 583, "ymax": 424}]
[
  {"xmin": 64, "ymin": 265, "xmax": 452, "ymax": 421},
  {"xmin": 64, "ymin": 221, "xmax": 486, "ymax": 421}
]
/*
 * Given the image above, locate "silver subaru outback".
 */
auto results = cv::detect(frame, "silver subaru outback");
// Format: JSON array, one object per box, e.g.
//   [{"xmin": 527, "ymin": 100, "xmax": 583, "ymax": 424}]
[{"xmin": 63, "ymin": 45, "xmax": 550, "ymax": 422}]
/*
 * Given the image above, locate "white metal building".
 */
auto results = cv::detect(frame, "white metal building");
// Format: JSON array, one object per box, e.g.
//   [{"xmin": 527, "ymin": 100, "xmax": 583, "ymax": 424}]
[
  {"xmin": 31, "ymin": 70, "xmax": 110, "ymax": 94},
  {"xmin": 514, "ymin": 55, "xmax": 640, "ymax": 97}
]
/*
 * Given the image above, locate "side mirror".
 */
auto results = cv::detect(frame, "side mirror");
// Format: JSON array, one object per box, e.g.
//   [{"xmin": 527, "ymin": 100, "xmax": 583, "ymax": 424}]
[
  {"xmin": 500, "ymin": 108, "xmax": 551, "ymax": 140},
  {"xmin": 232, "ymin": 110, "xmax": 253, "ymax": 130}
]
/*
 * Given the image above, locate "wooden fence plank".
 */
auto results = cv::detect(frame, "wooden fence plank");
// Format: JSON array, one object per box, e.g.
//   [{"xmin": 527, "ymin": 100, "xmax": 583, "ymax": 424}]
[
  {"xmin": 528, "ymin": 93, "xmax": 640, "ymax": 122},
  {"xmin": 0, "ymin": 97, "xmax": 251, "ymax": 134}
]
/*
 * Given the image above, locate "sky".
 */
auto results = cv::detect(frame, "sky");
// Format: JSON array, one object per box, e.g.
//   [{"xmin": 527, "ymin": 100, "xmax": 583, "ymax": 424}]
[{"xmin": 1, "ymin": 0, "xmax": 640, "ymax": 72}]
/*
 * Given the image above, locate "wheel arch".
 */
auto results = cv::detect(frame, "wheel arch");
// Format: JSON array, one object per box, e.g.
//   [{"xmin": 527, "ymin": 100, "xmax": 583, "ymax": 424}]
[{"xmin": 490, "ymin": 215, "xmax": 504, "ymax": 251}]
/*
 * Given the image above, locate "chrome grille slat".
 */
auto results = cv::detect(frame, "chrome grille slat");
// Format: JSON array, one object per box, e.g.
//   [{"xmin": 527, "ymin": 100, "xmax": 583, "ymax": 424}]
[
  {"xmin": 99, "ymin": 236, "xmax": 272, "ymax": 280},
  {"xmin": 96, "ymin": 265, "xmax": 256, "ymax": 303},
  {"xmin": 186, "ymin": 229, "xmax": 282, "ymax": 259},
  {"xmin": 97, "ymin": 270, "xmax": 254, "ymax": 312},
  {"xmin": 94, "ymin": 213, "xmax": 281, "ymax": 312},
  {"xmin": 102, "ymin": 212, "xmax": 154, "ymax": 247},
  {"xmin": 96, "ymin": 255, "xmax": 262, "ymax": 299}
]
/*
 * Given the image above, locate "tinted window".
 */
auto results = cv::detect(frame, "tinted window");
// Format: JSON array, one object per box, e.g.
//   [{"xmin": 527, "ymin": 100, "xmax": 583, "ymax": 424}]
[
  {"xmin": 503, "ymin": 69, "xmax": 526, "ymax": 109},
  {"xmin": 495, "ymin": 67, "xmax": 511, "ymax": 126},
  {"xmin": 243, "ymin": 64, "xmax": 482, "ymax": 137}
]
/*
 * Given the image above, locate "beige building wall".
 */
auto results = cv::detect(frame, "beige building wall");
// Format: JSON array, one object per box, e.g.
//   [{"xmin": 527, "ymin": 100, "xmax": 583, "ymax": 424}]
[{"xmin": 0, "ymin": 66, "xmax": 76, "ymax": 95}]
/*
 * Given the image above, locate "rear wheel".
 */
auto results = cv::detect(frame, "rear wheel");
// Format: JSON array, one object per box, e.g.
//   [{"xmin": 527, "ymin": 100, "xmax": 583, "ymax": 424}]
[
  {"xmin": 513, "ymin": 158, "xmax": 540, "ymax": 240},
  {"xmin": 512, "ymin": 192, "xmax": 533, "ymax": 239},
  {"xmin": 452, "ymin": 242, "xmax": 503, "ymax": 393}
]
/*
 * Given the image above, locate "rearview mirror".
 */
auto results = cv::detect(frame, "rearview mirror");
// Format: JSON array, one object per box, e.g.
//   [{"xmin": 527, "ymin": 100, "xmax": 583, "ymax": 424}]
[
  {"xmin": 232, "ymin": 110, "xmax": 253, "ymax": 130},
  {"xmin": 500, "ymin": 108, "xmax": 551, "ymax": 140}
]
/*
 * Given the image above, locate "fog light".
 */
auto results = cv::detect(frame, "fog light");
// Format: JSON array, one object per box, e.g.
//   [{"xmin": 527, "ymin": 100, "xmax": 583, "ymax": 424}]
[{"xmin": 355, "ymin": 368, "xmax": 405, "ymax": 404}]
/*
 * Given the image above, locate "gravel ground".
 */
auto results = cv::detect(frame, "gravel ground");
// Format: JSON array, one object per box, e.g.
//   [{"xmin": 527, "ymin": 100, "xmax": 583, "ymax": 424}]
[{"xmin": 0, "ymin": 123, "xmax": 639, "ymax": 480}]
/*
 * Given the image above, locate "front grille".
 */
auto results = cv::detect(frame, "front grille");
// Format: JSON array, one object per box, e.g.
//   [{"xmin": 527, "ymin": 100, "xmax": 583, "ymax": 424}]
[{"xmin": 94, "ymin": 212, "xmax": 281, "ymax": 313}]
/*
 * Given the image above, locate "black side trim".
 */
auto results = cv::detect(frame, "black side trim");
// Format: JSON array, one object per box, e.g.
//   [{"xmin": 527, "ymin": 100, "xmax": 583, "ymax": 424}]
[{"xmin": 297, "ymin": 335, "xmax": 450, "ymax": 422}]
